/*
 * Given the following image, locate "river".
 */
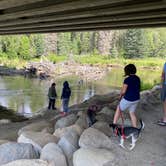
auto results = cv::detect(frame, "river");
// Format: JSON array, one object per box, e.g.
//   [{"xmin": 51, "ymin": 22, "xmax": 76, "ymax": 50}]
[{"xmin": 0, "ymin": 68, "xmax": 160, "ymax": 117}]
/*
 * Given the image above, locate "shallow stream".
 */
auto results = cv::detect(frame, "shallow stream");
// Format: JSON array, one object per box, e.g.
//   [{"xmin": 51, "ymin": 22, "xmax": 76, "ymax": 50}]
[{"xmin": 0, "ymin": 68, "xmax": 160, "ymax": 116}]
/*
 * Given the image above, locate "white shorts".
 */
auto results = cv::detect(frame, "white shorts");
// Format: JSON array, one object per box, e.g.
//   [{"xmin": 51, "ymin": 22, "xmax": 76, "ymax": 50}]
[{"xmin": 119, "ymin": 98, "xmax": 139, "ymax": 113}]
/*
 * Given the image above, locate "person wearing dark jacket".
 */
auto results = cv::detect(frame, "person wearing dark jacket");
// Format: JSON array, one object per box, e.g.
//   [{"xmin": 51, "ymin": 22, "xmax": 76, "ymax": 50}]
[
  {"xmin": 48, "ymin": 83, "xmax": 57, "ymax": 110},
  {"xmin": 61, "ymin": 81, "xmax": 71, "ymax": 115}
]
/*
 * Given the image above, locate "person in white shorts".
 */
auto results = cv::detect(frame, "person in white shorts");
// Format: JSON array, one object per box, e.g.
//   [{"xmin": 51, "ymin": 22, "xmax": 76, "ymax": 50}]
[{"xmin": 113, "ymin": 64, "xmax": 141, "ymax": 127}]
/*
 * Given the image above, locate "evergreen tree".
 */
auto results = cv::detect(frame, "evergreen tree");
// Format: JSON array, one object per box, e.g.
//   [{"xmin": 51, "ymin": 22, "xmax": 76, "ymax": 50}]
[
  {"xmin": 123, "ymin": 29, "xmax": 145, "ymax": 58},
  {"xmin": 57, "ymin": 33, "xmax": 72, "ymax": 55},
  {"xmin": 33, "ymin": 34, "xmax": 44, "ymax": 57},
  {"xmin": 144, "ymin": 28, "xmax": 166, "ymax": 57},
  {"xmin": 18, "ymin": 35, "xmax": 32, "ymax": 60},
  {"xmin": 2, "ymin": 36, "xmax": 19, "ymax": 58}
]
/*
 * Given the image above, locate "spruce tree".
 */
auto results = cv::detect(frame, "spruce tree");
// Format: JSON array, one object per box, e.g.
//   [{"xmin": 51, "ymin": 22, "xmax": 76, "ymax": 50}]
[{"xmin": 123, "ymin": 29, "xmax": 145, "ymax": 58}]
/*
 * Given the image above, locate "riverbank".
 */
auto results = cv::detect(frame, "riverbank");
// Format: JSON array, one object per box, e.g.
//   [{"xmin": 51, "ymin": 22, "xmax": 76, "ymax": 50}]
[
  {"xmin": 0, "ymin": 57, "xmax": 163, "ymax": 82},
  {"xmin": 0, "ymin": 61, "xmax": 108, "ymax": 81},
  {"xmin": 0, "ymin": 86, "xmax": 165, "ymax": 166}
]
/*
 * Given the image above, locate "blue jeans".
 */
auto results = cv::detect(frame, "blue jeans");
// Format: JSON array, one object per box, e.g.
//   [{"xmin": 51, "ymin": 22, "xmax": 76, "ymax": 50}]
[{"xmin": 62, "ymin": 98, "xmax": 70, "ymax": 113}]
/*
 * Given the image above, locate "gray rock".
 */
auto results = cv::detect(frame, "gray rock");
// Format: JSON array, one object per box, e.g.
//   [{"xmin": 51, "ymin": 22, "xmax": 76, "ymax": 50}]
[
  {"xmin": 0, "ymin": 119, "xmax": 11, "ymax": 124},
  {"xmin": 79, "ymin": 128, "xmax": 112, "ymax": 149},
  {"xmin": 96, "ymin": 113, "xmax": 112, "ymax": 123},
  {"xmin": 40, "ymin": 143, "xmax": 67, "ymax": 166},
  {"xmin": 73, "ymin": 148, "xmax": 117, "ymax": 166},
  {"xmin": 2, "ymin": 159, "xmax": 48, "ymax": 166},
  {"xmin": 75, "ymin": 112, "xmax": 88, "ymax": 129},
  {"xmin": 55, "ymin": 114, "xmax": 77, "ymax": 129},
  {"xmin": 53, "ymin": 124, "xmax": 83, "ymax": 139},
  {"xmin": 58, "ymin": 130, "xmax": 79, "ymax": 166},
  {"xmin": 98, "ymin": 107, "xmax": 114, "ymax": 118},
  {"xmin": 92, "ymin": 122, "xmax": 112, "ymax": 137},
  {"xmin": 0, "ymin": 142, "xmax": 39, "ymax": 165},
  {"xmin": 18, "ymin": 121, "xmax": 54, "ymax": 136},
  {"xmin": 17, "ymin": 131, "xmax": 58, "ymax": 152}
]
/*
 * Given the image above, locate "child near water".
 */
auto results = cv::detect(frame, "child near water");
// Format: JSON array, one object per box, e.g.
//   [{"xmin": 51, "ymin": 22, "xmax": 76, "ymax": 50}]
[
  {"xmin": 87, "ymin": 105, "xmax": 98, "ymax": 127},
  {"xmin": 47, "ymin": 83, "xmax": 57, "ymax": 110},
  {"xmin": 60, "ymin": 81, "xmax": 71, "ymax": 116}
]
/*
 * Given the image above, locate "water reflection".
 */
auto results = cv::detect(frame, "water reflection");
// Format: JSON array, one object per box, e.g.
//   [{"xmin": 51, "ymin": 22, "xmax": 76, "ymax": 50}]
[
  {"xmin": 83, "ymin": 85, "xmax": 95, "ymax": 101},
  {"xmin": 0, "ymin": 68, "xmax": 160, "ymax": 116},
  {"xmin": 17, "ymin": 102, "xmax": 32, "ymax": 118}
]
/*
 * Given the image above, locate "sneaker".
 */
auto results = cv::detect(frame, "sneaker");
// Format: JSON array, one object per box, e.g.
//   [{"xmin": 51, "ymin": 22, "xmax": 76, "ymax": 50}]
[
  {"xmin": 157, "ymin": 121, "xmax": 166, "ymax": 126},
  {"xmin": 157, "ymin": 119, "xmax": 163, "ymax": 123},
  {"xmin": 60, "ymin": 112, "xmax": 66, "ymax": 117}
]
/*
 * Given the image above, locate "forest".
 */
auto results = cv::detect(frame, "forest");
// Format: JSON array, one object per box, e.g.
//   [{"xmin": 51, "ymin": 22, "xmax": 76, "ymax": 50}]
[{"xmin": 0, "ymin": 28, "xmax": 165, "ymax": 63}]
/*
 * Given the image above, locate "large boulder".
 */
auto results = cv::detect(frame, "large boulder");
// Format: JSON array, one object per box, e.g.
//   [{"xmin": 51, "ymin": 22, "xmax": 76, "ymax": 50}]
[
  {"xmin": 95, "ymin": 113, "xmax": 112, "ymax": 123},
  {"xmin": 17, "ymin": 131, "xmax": 58, "ymax": 152},
  {"xmin": 79, "ymin": 128, "xmax": 112, "ymax": 149},
  {"xmin": 98, "ymin": 107, "xmax": 114, "ymax": 118},
  {"xmin": 73, "ymin": 148, "xmax": 118, "ymax": 166},
  {"xmin": 97, "ymin": 107, "xmax": 115, "ymax": 123},
  {"xmin": 92, "ymin": 122, "xmax": 112, "ymax": 137},
  {"xmin": 53, "ymin": 124, "xmax": 83, "ymax": 139},
  {"xmin": 95, "ymin": 106, "xmax": 114, "ymax": 123},
  {"xmin": 58, "ymin": 130, "xmax": 79, "ymax": 166},
  {"xmin": 75, "ymin": 112, "xmax": 88, "ymax": 129},
  {"xmin": 139, "ymin": 85, "xmax": 161, "ymax": 111},
  {"xmin": 0, "ymin": 142, "xmax": 39, "ymax": 165},
  {"xmin": 2, "ymin": 159, "xmax": 48, "ymax": 166},
  {"xmin": 0, "ymin": 119, "xmax": 11, "ymax": 124},
  {"xmin": 40, "ymin": 143, "xmax": 67, "ymax": 166},
  {"xmin": 18, "ymin": 120, "xmax": 54, "ymax": 136},
  {"xmin": 55, "ymin": 114, "xmax": 77, "ymax": 129}
]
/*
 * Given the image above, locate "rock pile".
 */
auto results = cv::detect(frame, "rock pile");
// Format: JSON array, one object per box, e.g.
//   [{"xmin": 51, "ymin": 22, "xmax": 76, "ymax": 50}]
[{"xmin": 0, "ymin": 86, "xmax": 162, "ymax": 166}]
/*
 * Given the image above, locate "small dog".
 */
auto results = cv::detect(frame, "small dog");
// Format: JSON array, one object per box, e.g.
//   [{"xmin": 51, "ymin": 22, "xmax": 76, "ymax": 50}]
[{"xmin": 109, "ymin": 120, "xmax": 144, "ymax": 150}]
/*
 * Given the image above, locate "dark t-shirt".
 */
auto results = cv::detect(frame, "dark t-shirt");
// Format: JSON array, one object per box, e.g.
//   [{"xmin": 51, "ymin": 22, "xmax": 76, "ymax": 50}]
[
  {"xmin": 61, "ymin": 87, "xmax": 71, "ymax": 99},
  {"xmin": 123, "ymin": 75, "xmax": 140, "ymax": 101}
]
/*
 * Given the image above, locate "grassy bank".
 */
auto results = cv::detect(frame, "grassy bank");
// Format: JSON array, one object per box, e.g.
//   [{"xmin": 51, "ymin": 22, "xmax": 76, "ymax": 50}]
[
  {"xmin": 0, "ymin": 54, "xmax": 164, "ymax": 69},
  {"xmin": 73, "ymin": 54, "xmax": 164, "ymax": 69},
  {"xmin": 0, "ymin": 57, "xmax": 27, "ymax": 69}
]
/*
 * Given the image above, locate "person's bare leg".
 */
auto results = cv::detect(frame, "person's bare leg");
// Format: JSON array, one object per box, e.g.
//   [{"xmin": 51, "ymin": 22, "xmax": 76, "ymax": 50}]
[
  {"xmin": 129, "ymin": 112, "xmax": 137, "ymax": 127},
  {"xmin": 163, "ymin": 100, "xmax": 166, "ymax": 122},
  {"xmin": 113, "ymin": 106, "xmax": 121, "ymax": 124}
]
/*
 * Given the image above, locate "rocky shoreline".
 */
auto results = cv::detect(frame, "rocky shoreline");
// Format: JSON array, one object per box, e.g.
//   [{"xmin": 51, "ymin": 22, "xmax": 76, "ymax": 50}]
[
  {"xmin": 0, "ymin": 61, "xmax": 109, "ymax": 82},
  {"xmin": 0, "ymin": 86, "xmax": 165, "ymax": 166}
]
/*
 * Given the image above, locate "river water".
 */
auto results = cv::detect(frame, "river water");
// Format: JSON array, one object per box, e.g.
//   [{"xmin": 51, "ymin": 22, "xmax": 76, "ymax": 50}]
[{"xmin": 0, "ymin": 68, "xmax": 160, "ymax": 116}]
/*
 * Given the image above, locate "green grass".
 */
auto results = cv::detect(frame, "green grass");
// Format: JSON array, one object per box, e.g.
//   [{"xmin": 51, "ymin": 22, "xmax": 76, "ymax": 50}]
[
  {"xmin": 122, "ymin": 58, "xmax": 163, "ymax": 68},
  {"xmin": 0, "ymin": 54, "xmax": 164, "ymax": 71},
  {"xmin": 73, "ymin": 54, "xmax": 111, "ymax": 65},
  {"xmin": 0, "ymin": 57, "xmax": 27, "ymax": 69},
  {"xmin": 47, "ymin": 54, "xmax": 68, "ymax": 63},
  {"xmin": 73, "ymin": 54, "xmax": 164, "ymax": 69},
  {"xmin": 141, "ymin": 82, "xmax": 155, "ymax": 91}
]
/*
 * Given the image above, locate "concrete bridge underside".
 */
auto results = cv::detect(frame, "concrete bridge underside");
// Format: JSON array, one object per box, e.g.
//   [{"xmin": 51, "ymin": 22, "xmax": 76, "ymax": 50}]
[{"xmin": 0, "ymin": 0, "xmax": 166, "ymax": 34}]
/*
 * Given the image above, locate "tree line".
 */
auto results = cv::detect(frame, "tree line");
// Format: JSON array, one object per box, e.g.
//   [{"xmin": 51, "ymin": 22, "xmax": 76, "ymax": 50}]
[{"xmin": 0, "ymin": 28, "xmax": 165, "ymax": 60}]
